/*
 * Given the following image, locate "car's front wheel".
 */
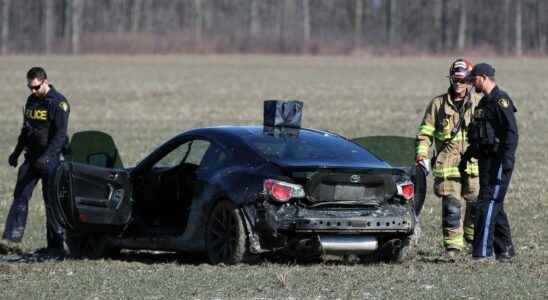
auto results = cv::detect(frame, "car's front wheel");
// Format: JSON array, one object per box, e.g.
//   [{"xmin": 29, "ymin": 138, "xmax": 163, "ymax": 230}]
[{"xmin": 206, "ymin": 200, "xmax": 248, "ymax": 264}]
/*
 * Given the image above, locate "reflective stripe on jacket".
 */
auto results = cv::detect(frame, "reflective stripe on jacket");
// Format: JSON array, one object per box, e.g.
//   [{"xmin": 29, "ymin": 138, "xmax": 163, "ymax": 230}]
[{"xmin": 416, "ymin": 90, "xmax": 481, "ymax": 179}]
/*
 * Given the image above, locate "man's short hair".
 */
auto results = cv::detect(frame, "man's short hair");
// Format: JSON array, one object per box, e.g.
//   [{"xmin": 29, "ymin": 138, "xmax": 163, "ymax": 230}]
[{"xmin": 26, "ymin": 67, "xmax": 48, "ymax": 81}]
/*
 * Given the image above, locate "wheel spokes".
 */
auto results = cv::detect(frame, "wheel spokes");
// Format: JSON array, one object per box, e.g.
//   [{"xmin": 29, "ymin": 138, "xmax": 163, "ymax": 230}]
[{"xmin": 209, "ymin": 207, "xmax": 239, "ymax": 262}]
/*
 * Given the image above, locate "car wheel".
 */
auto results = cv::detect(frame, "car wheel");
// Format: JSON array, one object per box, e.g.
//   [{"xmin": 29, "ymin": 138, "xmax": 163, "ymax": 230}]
[
  {"xmin": 379, "ymin": 237, "xmax": 413, "ymax": 263},
  {"xmin": 65, "ymin": 231, "xmax": 120, "ymax": 259},
  {"xmin": 206, "ymin": 200, "xmax": 248, "ymax": 265},
  {"xmin": 359, "ymin": 237, "xmax": 413, "ymax": 264}
]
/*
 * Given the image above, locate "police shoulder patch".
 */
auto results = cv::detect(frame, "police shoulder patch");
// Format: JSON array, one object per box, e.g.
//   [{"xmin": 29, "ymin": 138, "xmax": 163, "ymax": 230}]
[
  {"xmin": 498, "ymin": 98, "xmax": 509, "ymax": 108},
  {"xmin": 59, "ymin": 101, "xmax": 68, "ymax": 112}
]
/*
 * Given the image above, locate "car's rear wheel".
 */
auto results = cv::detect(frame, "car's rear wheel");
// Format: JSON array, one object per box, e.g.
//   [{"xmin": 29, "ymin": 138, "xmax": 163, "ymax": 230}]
[
  {"xmin": 206, "ymin": 200, "xmax": 248, "ymax": 264},
  {"xmin": 65, "ymin": 231, "xmax": 120, "ymax": 259},
  {"xmin": 359, "ymin": 237, "xmax": 413, "ymax": 263},
  {"xmin": 378, "ymin": 237, "xmax": 412, "ymax": 263}
]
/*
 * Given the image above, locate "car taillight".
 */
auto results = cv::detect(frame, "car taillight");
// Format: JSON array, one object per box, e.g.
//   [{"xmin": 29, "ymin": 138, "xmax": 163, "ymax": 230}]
[
  {"xmin": 264, "ymin": 179, "xmax": 305, "ymax": 203},
  {"xmin": 396, "ymin": 181, "xmax": 414, "ymax": 201}
]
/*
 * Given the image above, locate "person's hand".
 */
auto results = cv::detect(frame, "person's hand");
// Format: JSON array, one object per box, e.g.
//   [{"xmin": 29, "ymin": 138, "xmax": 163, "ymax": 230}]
[
  {"xmin": 8, "ymin": 152, "xmax": 19, "ymax": 168},
  {"xmin": 33, "ymin": 156, "xmax": 48, "ymax": 171},
  {"xmin": 415, "ymin": 155, "xmax": 426, "ymax": 163}
]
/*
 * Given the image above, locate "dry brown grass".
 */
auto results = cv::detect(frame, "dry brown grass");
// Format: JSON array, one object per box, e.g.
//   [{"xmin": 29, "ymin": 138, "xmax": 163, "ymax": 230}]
[{"xmin": 0, "ymin": 55, "xmax": 546, "ymax": 298}]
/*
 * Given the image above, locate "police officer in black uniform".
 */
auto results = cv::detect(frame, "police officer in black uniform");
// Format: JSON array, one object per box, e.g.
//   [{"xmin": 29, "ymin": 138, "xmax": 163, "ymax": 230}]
[
  {"xmin": 2, "ymin": 67, "xmax": 70, "ymax": 257},
  {"xmin": 465, "ymin": 63, "xmax": 518, "ymax": 262}
]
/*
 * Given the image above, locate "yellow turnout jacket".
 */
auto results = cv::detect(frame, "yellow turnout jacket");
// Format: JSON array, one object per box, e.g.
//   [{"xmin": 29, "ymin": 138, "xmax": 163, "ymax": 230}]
[{"xmin": 416, "ymin": 90, "xmax": 480, "ymax": 179}]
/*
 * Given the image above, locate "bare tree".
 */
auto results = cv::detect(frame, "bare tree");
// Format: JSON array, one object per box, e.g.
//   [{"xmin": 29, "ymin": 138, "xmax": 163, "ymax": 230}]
[
  {"xmin": 282, "ymin": 0, "xmax": 296, "ymax": 52},
  {"xmin": 143, "ymin": 0, "xmax": 154, "ymax": 33},
  {"xmin": 303, "ymin": 0, "xmax": 310, "ymax": 51},
  {"xmin": 131, "ymin": 0, "xmax": 142, "ymax": 32},
  {"xmin": 385, "ymin": 0, "xmax": 392, "ymax": 46},
  {"xmin": 1, "ymin": 0, "xmax": 548, "ymax": 55},
  {"xmin": 354, "ymin": 0, "xmax": 363, "ymax": 47},
  {"xmin": 1, "ymin": 0, "xmax": 10, "ymax": 54},
  {"xmin": 113, "ymin": 0, "xmax": 126, "ymax": 33},
  {"xmin": 250, "ymin": 0, "xmax": 260, "ymax": 40},
  {"xmin": 515, "ymin": 0, "xmax": 523, "ymax": 56},
  {"xmin": 193, "ymin": 0, "xmax": 203, "ymax": 45},
  {"xmin": 501, "ymin": 0, "xmax": 511, "ymax": 54},
  {"xmin": 440, "ymin": 0, "xmax": 448, "ymax": 51},
  {"xmin": 457, "ymin": 0, "xmax": 467, "ymax": 51},
  {"xmin": 535, "ymin": 0, "xmax": 544, "ymax": 53},
  {"xmin": 385, "ymin": 0, "xmax": 397, "ymax": 47},
  {"xmin": 72, "ymin": 0, "xmax": 84, "ymax": 54},
  {"xmin": 64, "ymin": 0, "xmax": 72, "ymax": 44},
  {"xmin": 44, "ymin": 0, "xmax": 55, "ymax": 53}
]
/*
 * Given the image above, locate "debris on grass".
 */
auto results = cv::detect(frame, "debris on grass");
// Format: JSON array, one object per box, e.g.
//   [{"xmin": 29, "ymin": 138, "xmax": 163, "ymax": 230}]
[{"xmin": 276, "ymin": 272, "xmax": 289, "ymax": 288}]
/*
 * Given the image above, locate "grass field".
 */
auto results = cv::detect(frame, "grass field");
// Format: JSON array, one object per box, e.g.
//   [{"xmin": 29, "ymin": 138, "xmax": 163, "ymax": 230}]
[{"xmin": 0, "ymin": 55, "xmax": 547, "ymax": 299}]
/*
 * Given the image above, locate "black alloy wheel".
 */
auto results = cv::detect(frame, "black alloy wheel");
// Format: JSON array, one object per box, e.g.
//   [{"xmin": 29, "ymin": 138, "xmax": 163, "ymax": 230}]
[{"xmin": 206, "ymin": 200, "xmax": 248, "ymax": 265}]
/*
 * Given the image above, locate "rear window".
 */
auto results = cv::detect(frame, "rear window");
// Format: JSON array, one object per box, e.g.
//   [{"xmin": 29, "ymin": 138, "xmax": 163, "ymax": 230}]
[{"xmin": 242, "ymin": 129, "xmax": 383, "ymax": 164}]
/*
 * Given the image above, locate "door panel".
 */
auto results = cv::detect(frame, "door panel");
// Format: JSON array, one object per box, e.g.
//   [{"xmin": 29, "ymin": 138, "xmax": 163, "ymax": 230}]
[
  {"xmin": 65, "ymin": 162, "xmax": 132, "ymax": 231},
  {"xmin": 353, "ymin": 136, "xmax": 427, "ymax": 216}
]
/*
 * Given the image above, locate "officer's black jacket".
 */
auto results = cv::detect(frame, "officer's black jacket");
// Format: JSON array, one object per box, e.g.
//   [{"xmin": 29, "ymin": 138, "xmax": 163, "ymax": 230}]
[
  {"xmin": 14, "ymin": 85, "xmax": 70, "ymax": 160},
  {"xmin": 472, "ymin": 86, "xmax": 518, "ymax": 171}
]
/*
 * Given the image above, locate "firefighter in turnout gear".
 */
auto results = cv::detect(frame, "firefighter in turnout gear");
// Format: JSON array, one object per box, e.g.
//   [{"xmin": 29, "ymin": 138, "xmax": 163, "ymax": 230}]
[
  {"xmin": 415, "ymin": 59, "xmax": 480, "ymax": 256},
  {"xmin": 2, "ymin": 67, "xmax": 70, "ymax": 258},
  {"xmin": 466, "ymin": 63, "xmax": 517, "ymax": 262}
]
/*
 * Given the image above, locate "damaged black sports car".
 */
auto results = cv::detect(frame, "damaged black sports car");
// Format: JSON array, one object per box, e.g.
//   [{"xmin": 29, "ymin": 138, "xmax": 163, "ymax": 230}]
[
  {"xmin": 52, "ymin": 103, "xmax": 425, "ymax": 264},
  {"xmin": 52, "ymin": 127, "xmax": 424, "ymax": 264}
]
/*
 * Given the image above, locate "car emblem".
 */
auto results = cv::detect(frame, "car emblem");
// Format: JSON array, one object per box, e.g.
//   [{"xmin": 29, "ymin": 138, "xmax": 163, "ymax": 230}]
[{"xmin": 350, "ymin": 174, "xmax": 360, "ymax": 183}]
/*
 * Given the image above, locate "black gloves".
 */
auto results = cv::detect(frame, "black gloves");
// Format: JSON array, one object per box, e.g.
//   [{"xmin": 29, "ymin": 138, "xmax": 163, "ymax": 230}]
[{"xmin": 8, "ymin": 152, "xmax": 19, "ymax": 167}]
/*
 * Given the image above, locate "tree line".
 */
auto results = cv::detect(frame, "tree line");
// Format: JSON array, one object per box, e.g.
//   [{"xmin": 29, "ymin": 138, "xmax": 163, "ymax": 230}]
[{"xmin": 1, "ymin": 0, "xmax": 546, "ymax": 55}]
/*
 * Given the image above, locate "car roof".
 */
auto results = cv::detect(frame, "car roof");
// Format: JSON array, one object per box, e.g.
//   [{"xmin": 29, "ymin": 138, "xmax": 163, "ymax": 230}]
[
  {"xmin": 183, "ymin": 125, "xmax": 340, "ymax": 141},
  {"xmin": 180, "ymin": 125, "xmax": 389, "ymax": 169}
]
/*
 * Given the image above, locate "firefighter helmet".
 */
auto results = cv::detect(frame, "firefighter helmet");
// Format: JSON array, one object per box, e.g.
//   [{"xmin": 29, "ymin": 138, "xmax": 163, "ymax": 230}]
[{"xmin": 448, "ymin": 58, "xmax": 473, "ymax": 86}]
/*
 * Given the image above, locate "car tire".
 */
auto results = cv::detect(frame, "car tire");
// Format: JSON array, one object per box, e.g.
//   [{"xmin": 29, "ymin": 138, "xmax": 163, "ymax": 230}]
[
  {"xmin": 206, "ymin": 200, "xmax": 248, "ymax": 265},
  {"xmin": 65, "ymin": 231, "xmax": 120, "ymax": 259},
  {"xmin": 359, "ymin": 237, "xmax": 413, "ymax": 264},
  {"xmin": 379, "ymin": 237, "xmax": 413, "ymax": 263}
]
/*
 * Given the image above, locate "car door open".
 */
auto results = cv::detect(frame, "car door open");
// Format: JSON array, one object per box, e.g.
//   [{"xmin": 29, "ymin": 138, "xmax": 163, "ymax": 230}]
[
  {"xmin": 352, "ymin": 135, "xmax": 427, "ymax": 216},
  {"xmin": 52, "ymin": 131, "xmax": 132, "ymax": 233}
]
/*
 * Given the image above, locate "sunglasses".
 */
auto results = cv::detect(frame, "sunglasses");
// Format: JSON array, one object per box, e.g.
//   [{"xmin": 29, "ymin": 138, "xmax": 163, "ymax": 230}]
[
  {"xmin": 27, "ymin": 81, "xmax": 43, "ymax": 91},
  {"xmin": 452, "ymin": 78, "xmax": 469, "ymax": 84}
]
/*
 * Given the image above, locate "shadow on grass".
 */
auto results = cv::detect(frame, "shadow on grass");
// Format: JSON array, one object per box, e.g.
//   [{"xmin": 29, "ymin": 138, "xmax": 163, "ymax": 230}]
[
  {"xmin": 1, "ymin": 243, "xmax": 427, "ymax": 266},
  {"xmin": 114, "ymin": 250, "xmax": 209, "ymax": 265},
  {"xmin": 0, "ymin": 245, "xmax": 58, "ymax": 264},
  {"xmin": 91, "ymin": 250, "xmax": 395, "ymax": 267},
  {"xmin": 415, "ymin": 249, "xmax": 469, "ymax": 264}
]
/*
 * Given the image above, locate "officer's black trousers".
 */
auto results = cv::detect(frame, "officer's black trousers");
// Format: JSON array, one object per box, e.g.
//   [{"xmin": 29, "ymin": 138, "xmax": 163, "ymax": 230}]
[
  {"xmin": 472, "ymin": 156, "xmax": 514, "ymax": 258},
  {"xmin": 2, "ymin": 158, "xmax": 64, "ymax": 250}
]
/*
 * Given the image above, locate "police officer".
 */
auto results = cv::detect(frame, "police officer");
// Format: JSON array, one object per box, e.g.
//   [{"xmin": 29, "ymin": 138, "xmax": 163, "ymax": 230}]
[
  {"xmin": 466, "ymin": 63, "xmax": 517, "ymax": 262},
  {"xmin": 416, "ymin": 59, "xmax": 480, "ymax": 257},
  {"xmin": 2, "ymin": 67, "xmax": 70, "ymax": 257}
]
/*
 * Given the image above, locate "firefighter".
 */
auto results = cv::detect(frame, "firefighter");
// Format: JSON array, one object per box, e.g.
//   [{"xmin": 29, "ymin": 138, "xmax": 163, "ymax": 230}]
[
  {"xmin": 466, "ymin": 63, "xmax": 517, "ymax": 262},
  {"xmin": 2, "ymin": 67, "xmax": 70, "ymax": 258},
  {"xmin": 415, "ymin": 59, "xmax": 480, "ymax": 256}
]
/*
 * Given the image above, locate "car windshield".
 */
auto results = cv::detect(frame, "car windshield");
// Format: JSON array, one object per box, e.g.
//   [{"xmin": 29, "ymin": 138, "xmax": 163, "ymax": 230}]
[{"xmin": 241, "ymin": 127, "xmax": 385, "ymax": 164}]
